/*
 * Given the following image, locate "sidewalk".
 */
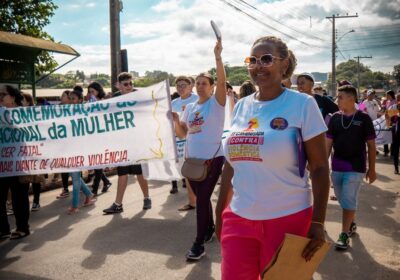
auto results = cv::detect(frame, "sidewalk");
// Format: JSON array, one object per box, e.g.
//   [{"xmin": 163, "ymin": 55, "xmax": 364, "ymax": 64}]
[{"xmin": 0, "ymin": 155, "xmax": 399, "ymax": 279}]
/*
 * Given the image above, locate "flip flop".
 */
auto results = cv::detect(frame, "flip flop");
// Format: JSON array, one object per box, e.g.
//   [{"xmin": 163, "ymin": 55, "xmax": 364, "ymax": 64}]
[
  {"xmin": 10, "ymin": 230, "xmax": 30, "ymax": 240},
  {"xmin": 178, "ymin": 204, "xmax": 196, "ymax": 211},
  {"xmin": 67, "ymin": 207, "xmax": 79, "ymax": 215},
  {"xmin": 83, "ymin": 197, "xmax": 97, "ymax": 207}
]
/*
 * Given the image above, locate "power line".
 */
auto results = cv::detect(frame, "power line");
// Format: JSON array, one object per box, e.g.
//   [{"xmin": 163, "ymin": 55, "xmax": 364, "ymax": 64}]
[
  {"xmin": 218, "ymin": 0, "xmax": 327, "ymax": 48},
  {"xmin": 326, "ymin": 13, "xmax": 359, "ymax": 95},
  {"xmin": 233, "ymin": 0, "xmax": 326, "ymax": 42},
  {"xmin": 340, "ymin": 42, "xmax": 400, "ymax": 51},
  {"xmin": 340, "ymin": 34, "xmax": 400, "ymax": 42}
]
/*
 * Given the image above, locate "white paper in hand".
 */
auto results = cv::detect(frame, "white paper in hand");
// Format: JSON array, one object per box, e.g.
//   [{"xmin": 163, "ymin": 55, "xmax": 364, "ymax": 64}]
[{"xmin": 210, "ymin": 20, "xmax": 221, "ymax": 40}]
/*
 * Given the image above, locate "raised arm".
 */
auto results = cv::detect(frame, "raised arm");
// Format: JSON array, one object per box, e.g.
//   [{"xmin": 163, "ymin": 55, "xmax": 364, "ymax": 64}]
[{"xmin": 214, "ymin": 39, "xmax": 227, "ymax": 107}]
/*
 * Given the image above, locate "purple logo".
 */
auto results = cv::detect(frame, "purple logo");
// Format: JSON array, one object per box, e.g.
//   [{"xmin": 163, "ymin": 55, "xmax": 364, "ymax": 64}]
[{"xmin": 270, "ymin": 117, "xmax": 288, "ymax": 130}]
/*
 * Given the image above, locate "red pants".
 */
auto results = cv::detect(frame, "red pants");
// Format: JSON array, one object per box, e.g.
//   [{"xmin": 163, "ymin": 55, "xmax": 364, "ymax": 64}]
[{"xmin": 221, "ymin": 206, "xmax": 312, "ymax": 280}]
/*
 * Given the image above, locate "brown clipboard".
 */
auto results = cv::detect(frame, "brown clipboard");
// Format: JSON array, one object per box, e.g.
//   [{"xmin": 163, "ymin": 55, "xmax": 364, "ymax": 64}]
[{"xmin": 262, "ymin": 234, "xmax": 331, "ymax": 280}]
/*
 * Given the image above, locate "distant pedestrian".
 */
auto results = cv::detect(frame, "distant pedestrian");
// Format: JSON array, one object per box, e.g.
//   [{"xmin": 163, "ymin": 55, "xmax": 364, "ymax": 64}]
[
  {"xmin": 326, "ymin": 85, "xmax": 376, "ymax": 250},
  {"xmin": 238, "ymin": 80, "xmax": 256, "ymax": 99},
  {"xmin": 0, "ymin": 85, "xmax": 31, "ymax": 239},
  {"xmin": 87, "ymin": 82, "xmax": 112, "ymax": 195},
  {"xmin": 362, "ymin": 89, "xmax": 381, "ymax": 120},
  {"xmin": 67, "ymin": 90, "xmax": 97, "ymax": 214},
  {"xmin": 297, "ymin": 73, "xmax": 339, "ymax": 120}
]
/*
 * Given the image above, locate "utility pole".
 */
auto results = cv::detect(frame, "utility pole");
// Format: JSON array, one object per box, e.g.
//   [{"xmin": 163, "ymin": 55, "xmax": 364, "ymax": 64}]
[
  {"xmin": 326, "ymin": 13, "xmax": 358, "ymax": 96},
  {"xmin": 354, "ymin": 55, "xmax": 372, "ymax": 96},
  {"xmin": 110, "ymin": 0, "xmax": 122, "ymax": 93}
]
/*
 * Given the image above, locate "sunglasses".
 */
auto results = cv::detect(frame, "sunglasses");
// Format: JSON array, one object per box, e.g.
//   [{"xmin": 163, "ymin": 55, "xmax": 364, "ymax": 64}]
[
  {"xmin": 244, "ymin": 54, "xmax": 283, "ymax": 68},
  {"xmin": 176, "ymin": 83, "xmax": 189, "ymax": 89},
  {"xmin": 122, "ymin": 82, "xmax": 133, "ymax": 87}
]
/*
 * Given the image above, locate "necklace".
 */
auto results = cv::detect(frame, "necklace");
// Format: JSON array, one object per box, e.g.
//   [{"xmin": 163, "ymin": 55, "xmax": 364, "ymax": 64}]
[{"xmin": 341, "ymin": 111, "xmax": 357, "ymax": 129}]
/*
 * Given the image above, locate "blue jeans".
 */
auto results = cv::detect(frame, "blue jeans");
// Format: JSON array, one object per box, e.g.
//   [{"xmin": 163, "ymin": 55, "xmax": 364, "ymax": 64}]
[
  {"xmin": 331, "ymin": 171, "xmax": 364, "ymax": 210},
  {"xmin": 70, "ymin": 172, "xmax": 92, "ymax": 208}
]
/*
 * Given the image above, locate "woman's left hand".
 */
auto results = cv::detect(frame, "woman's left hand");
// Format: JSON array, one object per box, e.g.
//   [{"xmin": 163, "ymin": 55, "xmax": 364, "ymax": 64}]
[
  {"xmin": 302, "ymin": 223, "xmax": 326, "ymax": 261},
  {"xmin": 214, "ymin": 39, "xmax": 223, "ymax": 59}
]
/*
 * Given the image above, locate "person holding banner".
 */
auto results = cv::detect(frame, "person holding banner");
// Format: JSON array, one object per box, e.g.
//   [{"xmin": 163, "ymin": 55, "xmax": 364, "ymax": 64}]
[
  {"xmin": 103, "ymin": 72, "xmax": 152, "ymax": 214},
  {"xmin": 56, "ymin": 90, "xmax": 72, "ymax": 199},
  {"xmin": 87, "ymin": 82, "xmax": 112, "ymax": 196},
  {"xmin": 170, "ymin": 76, "xmax": 198, "ymax": 211},
  {"xmin": 67, "ymin": 90, "xmax": 97, "ymax": 214},
  {"xmin": 326, "ymin": 85, "xmax": 376, "ymax": 250},
  {"xmin": 0, "ymin": 85, "xmax": 31, "ymax": 239},
  {"xmin": 388, "ymin": 93, "xmax": 400, "ymax": 174},
  {"xmin": 172, "ymin": 39, "xmax": 227, "ymax": 260},
  {"xmin": 215, "ymin": 36, "xmax": 330, "ymax": 279}
]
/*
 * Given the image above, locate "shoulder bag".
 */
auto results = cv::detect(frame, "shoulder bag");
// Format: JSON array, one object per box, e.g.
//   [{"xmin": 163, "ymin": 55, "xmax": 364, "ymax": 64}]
[{"xmin": 181, "ymin": 142, "xmax": 221, "ymax": 182}]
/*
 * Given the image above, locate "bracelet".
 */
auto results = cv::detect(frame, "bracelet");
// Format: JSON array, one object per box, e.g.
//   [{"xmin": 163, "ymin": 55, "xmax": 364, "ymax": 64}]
[{"xmin": 311, "ymin": 221, "xmax": 325, "ymax": 227}]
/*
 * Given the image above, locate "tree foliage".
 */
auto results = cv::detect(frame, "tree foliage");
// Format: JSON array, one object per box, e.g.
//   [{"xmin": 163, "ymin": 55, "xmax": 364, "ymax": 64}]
[
  {"xmin": 134, "ymin": 70, "xmax": 176, "ymax": 87},
  {"xmin": 208, "ymin": 65, "xmax": 250, "ymax": 86},
  {"xmin": 327, "ymin": 59, "xmax": 391, "ymax": 90},
  {"xmin": 0, "ymin": 0, "xmax": 58, "ymax": 75},
  {"xmin": 393, "ymin": 64, "xmax": 400, "ymax": 85}
]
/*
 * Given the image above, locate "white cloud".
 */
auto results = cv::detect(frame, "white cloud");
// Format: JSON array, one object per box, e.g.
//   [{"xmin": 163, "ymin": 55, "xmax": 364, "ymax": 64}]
[
  {"xmin": 56, "ymin": 0, "xmax": 400, "ymax": 75},
  {"xmin": 86, "ymin": 2, "xmax": 96, "ymax": 8},
  {"xmin": 151, "ymin": 0, "xmax": 182, "ymax": 13}
]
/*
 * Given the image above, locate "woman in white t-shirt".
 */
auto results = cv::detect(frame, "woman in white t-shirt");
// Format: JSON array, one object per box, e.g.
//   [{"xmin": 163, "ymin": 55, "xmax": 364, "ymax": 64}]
[
  {"xmin": 215, "ymin": 36, "xmax": 330, "ymax": 279},
  {"xmin": 172, "ymin": 39, "xmax": 226, "ymax": 261}
]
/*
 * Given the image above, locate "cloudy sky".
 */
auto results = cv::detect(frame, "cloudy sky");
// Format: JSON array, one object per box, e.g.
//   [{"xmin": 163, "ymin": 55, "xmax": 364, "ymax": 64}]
[{"xmin": 45, "ymin": 0, "xmax": 400, "ymax": 76}]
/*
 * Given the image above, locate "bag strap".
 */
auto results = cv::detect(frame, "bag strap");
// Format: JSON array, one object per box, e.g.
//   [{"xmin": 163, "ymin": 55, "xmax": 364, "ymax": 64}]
[
  {"xmin": 211, "ymin": 142, "xmax": 222, "ymax": 160},
  {"xmin": 185, "ymin": 139, "xmax": 222, "ymax": 161}
]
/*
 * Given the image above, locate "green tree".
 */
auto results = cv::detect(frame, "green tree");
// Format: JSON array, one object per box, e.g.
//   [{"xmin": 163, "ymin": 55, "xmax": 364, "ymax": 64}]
[
  {"xmin": 208, "ymin": 65, "xmax": 249, "ymax": 85},
  {"xmin": 76, "ymin": 70, "xmax": 85, "ymax": 82},
  {"xmin": 393, "ymin": 64, "xmax": 400, "ymax": 85},
  {"xmin": 0, "ymin": 0, "xmax": 58, "ymax": 75},
  {"xmin": 134, "ymin": 70, "xmax": 176, "ymax": 87},
  {"xmin": 327, "ymin": 59, "xmax": 391, "ymax": 90}
]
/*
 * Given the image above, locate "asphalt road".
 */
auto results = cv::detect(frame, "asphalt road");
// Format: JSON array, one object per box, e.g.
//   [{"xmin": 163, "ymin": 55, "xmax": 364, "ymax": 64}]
[{"xmin": 1, "ymin": 154, "xmax": 399, "ymax": 280}]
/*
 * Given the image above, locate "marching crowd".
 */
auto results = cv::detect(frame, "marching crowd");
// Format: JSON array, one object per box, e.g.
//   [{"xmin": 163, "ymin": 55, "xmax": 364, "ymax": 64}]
[{"xmin": 1, "ymin": 35, "xmax": 399, "ymax": 279}]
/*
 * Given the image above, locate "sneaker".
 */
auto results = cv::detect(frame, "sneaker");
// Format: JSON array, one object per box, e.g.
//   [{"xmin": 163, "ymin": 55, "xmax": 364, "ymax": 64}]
[
  {"xmin": 335, "ymin": 232, "xmax": 350, "ymax": 250},
  {"xmin": 204, "ymin": 224, "xmax": 215, "ymax": 243},
  {"xmin": 101, "ymin": 183, "xmax": 112, "ymax": 193},
  {"xmin": 103, "ymin": 203, "xmax": 123, "ymax": 214},
  {"xmin": 170, "ymin": 181, "xmax": 178, "ymax": 194},
  {"xmin": 143, "ymin": 198, "xmax": 152, "ymax": 210},
  {"xmin": 31, "ymin": 203, "xmax": 40, "ymax": 212},
  {"xmin": 57, "ymin": 190, "xmax": 70, "ymax": 199},
  {"xmin": 0, "ymin": 232, "xmax": 11, "ymax": 239},
  {"xmin": 348, "ymin": 222, "xmax": 357, "ymax": 237},
  {"xmin": 186, "ymin": 242, "xmax": 205, "ymax": 261}
]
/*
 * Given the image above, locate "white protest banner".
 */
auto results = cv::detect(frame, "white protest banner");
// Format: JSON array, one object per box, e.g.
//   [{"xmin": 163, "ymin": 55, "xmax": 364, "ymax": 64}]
[
  {"xmin": 0, "ymin": 80, "xmax": 177, "ymax": 177},
  {"xmin": 373, "ymin": 115, "xmax": 392, "ymax": 146},
  {"xmin": 144, "ymin": 94, "xmax": 234, "ymax": 181}
]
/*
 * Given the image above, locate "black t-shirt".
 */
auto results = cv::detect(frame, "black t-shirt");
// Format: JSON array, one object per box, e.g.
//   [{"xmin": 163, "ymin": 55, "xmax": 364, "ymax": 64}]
[
  {"xmin": 314, "ymin": 94, "xmax": 339, "ymax": 119},
  {"xmin": 327, "ymin": 111, "xmax": 376, "ymax": 173}
]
